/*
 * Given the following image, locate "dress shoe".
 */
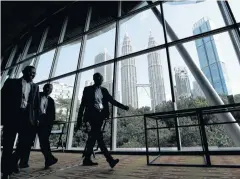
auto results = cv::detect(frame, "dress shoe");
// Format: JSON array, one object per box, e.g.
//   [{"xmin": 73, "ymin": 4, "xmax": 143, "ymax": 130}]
[
  {"xmin": 45, "ymin": 157, "xmax": 58, "ymax": 169},
  {"xmin": 108, "ymin": 159, "xmax": 119, "ymax": 168},
  {"xmin": 12, "ymin": 165, "xmax": 20, "ymax": 173},
  {"xmin": 19, "ymin": 163, "xmax": 30, "ymax": 169},
  {"xmin": 82, "ymin": 159, "xmax": 98, "ymax": 166},
  {"xmin": 1, "ymin": 173, "xmax": 10, "ymax": 179}
]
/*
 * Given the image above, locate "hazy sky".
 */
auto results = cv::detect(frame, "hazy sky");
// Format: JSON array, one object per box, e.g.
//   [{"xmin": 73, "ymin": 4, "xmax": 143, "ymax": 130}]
[{"xmin": 30, "ymin": 0, "xmax": 240, "ymax": 109}]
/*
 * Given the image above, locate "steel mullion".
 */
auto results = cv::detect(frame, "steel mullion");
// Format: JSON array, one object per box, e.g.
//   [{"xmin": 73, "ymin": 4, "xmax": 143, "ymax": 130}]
[
  {"xmin": 111, "ymin": 0, "xmax": 121, "ymax": 151},
  {"xmin": 65, "ymin": 5, "xmax": 92, "ymax": 150},
  {"xmin": 48, "ymin": 16, "xmax": 68, "ymax": 80}
]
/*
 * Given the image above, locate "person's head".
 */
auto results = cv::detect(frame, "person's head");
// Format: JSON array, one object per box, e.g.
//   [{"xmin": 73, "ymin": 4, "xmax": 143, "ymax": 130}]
[
  {"xmin": 93, "ymin": 73, "xmax": 103, "ymax": 86},
  {"xmin": 43, "ymin": 84, "xmax": 53, "ymax": 96},
  {"xmin": 22, "ymin": 66, "xmax": 36, "ymax": 82}
]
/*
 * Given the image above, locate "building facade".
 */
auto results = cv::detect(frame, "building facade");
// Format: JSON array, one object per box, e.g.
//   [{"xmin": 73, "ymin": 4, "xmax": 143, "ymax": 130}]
[
  {"xmin": 147, "ymin": 32, "xmax": 166, "ymax": 111},
  {"xmin": 121, "ymin": 33, "xmax": 138, "ymax": 108},
  {"xmin": 174, "ymin": 67, "xmax": 192, "ymax": 99},
  {"xmin": 193, "ymin": 17, "xmax": 231, "ymax": 95}
]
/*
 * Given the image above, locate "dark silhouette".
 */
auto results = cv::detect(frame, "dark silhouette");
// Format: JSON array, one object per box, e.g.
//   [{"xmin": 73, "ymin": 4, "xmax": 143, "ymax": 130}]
[
  {"xmin": 1, "ymin": 66, "xmax": 40, "ymax": 179},
  {"xmin": 75, "ymin": 73, "xmax": 129, "ymax": 168},
  {"xmin": 14, "ymin": 84, "xmax": 58, "ymax": 169}
]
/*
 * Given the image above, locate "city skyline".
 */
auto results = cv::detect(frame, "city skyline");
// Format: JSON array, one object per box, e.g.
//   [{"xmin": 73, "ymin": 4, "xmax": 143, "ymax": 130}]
[{"xmin": 14, "ymin": 1, "xmax": 240, "ymax": 110}]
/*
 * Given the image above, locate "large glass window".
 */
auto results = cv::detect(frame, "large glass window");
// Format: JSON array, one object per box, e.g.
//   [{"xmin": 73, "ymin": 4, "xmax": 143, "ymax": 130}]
[
  {"xmin": 119, "ymin": 5, "xmax": 164, "ymax": 56},
  {"xmin": 228, "ymin": 0, "xmax": 240, "ymax": 22},
  {"xmin": 82, "ymin": 23, "xmax": 116, "ymax": 69},
  {"xmin": 49, "ymin": 75, "xmax": 75, "ymax": 148},
  {"xmin": 163, "ymin": 1, "xmax": 227, "ymax": 42},
  {"xmin": 169, "ymin": 30, "xmax": 240, "ymax": 109},
  {"xmin": 72, "ymin": 63, "xmax": 114, "ymax": 148},
  {"xmin": 34, "ymin": 49, "xmax": 55, "ymax": 83},
  {"xmin": 115, "ymin": 49, "xmax": 172, "ymax": 119},
  {"xmin": 53, "ymin": 40, "xmax": 81, "ymax": 77}
]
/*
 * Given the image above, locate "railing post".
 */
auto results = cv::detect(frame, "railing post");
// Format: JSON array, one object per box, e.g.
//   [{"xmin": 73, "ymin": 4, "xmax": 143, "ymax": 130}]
[
  {"xmin": 156, "ymin": 119, "xmax": 161, "ymax": 153},
  {"xmin": 198, "ymin": 110, "xmax": 211, "ymax": 166},
  {"xmin": 144, "ymin": 115, "xmax": 150, "ymax": 165}
]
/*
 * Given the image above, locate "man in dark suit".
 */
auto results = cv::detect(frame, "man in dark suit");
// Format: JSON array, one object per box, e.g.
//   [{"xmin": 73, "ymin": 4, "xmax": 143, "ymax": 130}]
[
  {"xmin": 1, "ymin": 66, "xmax": 40, "ymax": 179},
  {"xmin": 38, "ymin": 83, "xmax": 58, "ymax": 168},
  {"xmin": 14, "ymin": 84, "xmax": 58, "ymax": 169},
  {"xmin": 75, "ymin": 73, "xmax": 129, "ymax": 168}
]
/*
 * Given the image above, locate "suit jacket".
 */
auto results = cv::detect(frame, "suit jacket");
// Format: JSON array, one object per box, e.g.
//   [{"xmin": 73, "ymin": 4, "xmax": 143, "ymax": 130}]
[
  {"xmin": 1, "ymin": 78, "xmax": 40, "ymax": 126},
  {"xmin": 77, "ymin": 85, "xmax": 125, "ymax": 124},
  {"xmin": 39, "ymin": 92, "xmax": 56, "ymax": 126}
]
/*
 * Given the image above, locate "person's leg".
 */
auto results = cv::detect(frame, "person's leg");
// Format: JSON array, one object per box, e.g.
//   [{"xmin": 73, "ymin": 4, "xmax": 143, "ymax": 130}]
[
  {"xmin": 96, "ymin": 117, "xmax": 119, "ymax": 168},
  {"xmin": 1, "ymin": 125, "xmax": 17, "ymax": 175},
  {"xmin": 15, "ymin": 121, "xmax": 36, "ymax": 169},
  {"xmin": 38, "ymin": 123, "xmax": 58, "ymax": 168}
]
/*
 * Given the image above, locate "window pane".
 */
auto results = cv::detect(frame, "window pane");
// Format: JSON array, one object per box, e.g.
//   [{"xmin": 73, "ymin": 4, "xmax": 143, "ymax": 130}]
[
  {"xmin": 82, "ymin": 23, "xmax": 116, "ymax": 69},
  {"xmin": 89, "ymin": 2, "xmax": 117, "ymax": 30},
  {"xmin": 53, "ymin": 40, "xmax": 81, "ymax": 77},
  {"xmin": 64, "ymin": 2, "xmax": 88, "ymax": 41},
  {"xmin": 119, "ymin": 5, "xmax": 164, "ymax": 56},
  {"xmin": 72, "ymin": 64, "xmax": 114, "ymax": 148},
  {"xmin": 228, "ymin": 0, "xmax": 240, "ymax": 22},
  {"xmin": 169, "ymin": 30, "xmax": 240, "ymax": 109},
  {"xmin": 116, "ymin": 49, "xmax": 172, "ymax": 118},
  {"xmin": 163, "ymin": 1, "xmax": 227, "ymax": 42},
  {"xmin": 48, "ymin": 75, "xmax": 75, "ymax": 148},
  {"xmin": 34, "ymin": 49, "xmax": 55, "ymax": 83}
]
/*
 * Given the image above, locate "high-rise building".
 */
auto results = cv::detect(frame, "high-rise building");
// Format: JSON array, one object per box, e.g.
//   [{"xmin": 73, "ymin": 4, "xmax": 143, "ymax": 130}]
[
  {"xmin": 174, "ymin": 67, "xmax": 191, "ymax": 99},
  {"xmin": 193, "ymin": 17, "xmax": 231, "ymax": 95},
  {"xmin": 121, "ymin": 33, "xmax": 138, "ymax": 108},
  {"xmin": 94, "ymin": 49, "xmax": 113, "ymax": 93},
  {"xmin": 192, "ymin": 81, "xmax": 205, "ymax": 98},
  {"xmin": 147, "ymin": 32, "xmax": 166, "ymax": 111}
]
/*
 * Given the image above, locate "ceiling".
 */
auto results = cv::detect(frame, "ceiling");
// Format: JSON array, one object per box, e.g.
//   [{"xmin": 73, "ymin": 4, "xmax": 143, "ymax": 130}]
[
  {"xmin": 1, "ymin": 1, "xmax": 73, "ymax": 55},
  {"xmin": 1, "ymin": 1, "xmax": 142, "ymax": 58}
]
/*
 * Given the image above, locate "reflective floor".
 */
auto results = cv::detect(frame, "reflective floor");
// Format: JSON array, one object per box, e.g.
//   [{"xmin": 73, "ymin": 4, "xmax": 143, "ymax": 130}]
[{"xmin": 9, "ymin": 152, "xmax": 240, "ymax": 179}]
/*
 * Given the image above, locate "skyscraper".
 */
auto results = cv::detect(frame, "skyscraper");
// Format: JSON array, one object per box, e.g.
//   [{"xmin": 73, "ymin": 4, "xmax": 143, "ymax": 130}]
[
  {"xmin": 174, "ymin": 67, "xmax": 191, "ymax": 99},
  {"xmin": 193, "ymin": 17, "xmax": 231, "ymax": 95},
  {"xmin": 121, "ymin": 33, "xmax": 138, "ymax": 108},
  {"xmin": 192, "ymin": 81, "xmax": 205, "ymax": 98},
  {"xmin": 147, "ymin": 32, "xmax": 166, "ymax": 111},
  {"xmin": 94, "ymin": 49, "xmax": 113, "ymax": 93}
]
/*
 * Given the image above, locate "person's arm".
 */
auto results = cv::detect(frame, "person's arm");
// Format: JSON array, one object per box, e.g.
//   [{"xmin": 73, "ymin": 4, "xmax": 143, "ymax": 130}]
[
  {"xmin": 51, "ymin": 99, "xmax": 56, "ymax": 123},
  {"xmin": 34, "ymin": 86, "xmax": 41, "ymax": 123},
  {"xmin": 105, "ymin": 89, "xmax": 129, "ymax": 110}
]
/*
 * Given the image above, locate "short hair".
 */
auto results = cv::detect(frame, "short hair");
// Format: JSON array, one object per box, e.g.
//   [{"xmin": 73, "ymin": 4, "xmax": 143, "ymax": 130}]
[
  {"xmin": 93, "ymin": 73, "xmax": 103, "ymax": 79},
  {"xmin": 22, "ymin": 65, "xmax": 35, "ymax": 74},
  {"xmin": 43, "ymin": 83, "xmax": 53, "ymax": 89}
]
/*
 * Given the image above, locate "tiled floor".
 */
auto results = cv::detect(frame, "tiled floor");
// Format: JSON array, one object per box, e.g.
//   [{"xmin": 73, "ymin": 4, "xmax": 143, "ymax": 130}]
[{"xmin": 9, "ymin": 152, "xmax": 240, "ymax": 179}]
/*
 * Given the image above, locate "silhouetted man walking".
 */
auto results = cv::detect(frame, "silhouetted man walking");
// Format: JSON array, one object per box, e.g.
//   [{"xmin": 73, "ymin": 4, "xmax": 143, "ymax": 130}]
[
  {"xmin": 75, "ymin": 73, "xmax": 129, "ymax": 168},
  {"xmin": 14, "ymin": 84, "xmax": 58, "ymax": 169},
  {"xmin": 1, "ymin": 66, "xmax": 40, "ymax": 179}
]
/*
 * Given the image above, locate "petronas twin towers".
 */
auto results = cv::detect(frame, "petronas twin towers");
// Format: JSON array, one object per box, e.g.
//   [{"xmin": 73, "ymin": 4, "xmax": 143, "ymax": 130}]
[
  {"xmin": 94, "ymin": 32, "xmax": 166, "ymax": 110},
  {"xmin": 121, "ymin": 32, "xmax": 166, "ymax": 110}
]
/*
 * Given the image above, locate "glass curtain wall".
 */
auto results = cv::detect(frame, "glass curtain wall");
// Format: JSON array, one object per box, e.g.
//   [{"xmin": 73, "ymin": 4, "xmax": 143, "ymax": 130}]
[{"xmin": 1, "ymin": 0, "xmax": 240, "ymax": 151}]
